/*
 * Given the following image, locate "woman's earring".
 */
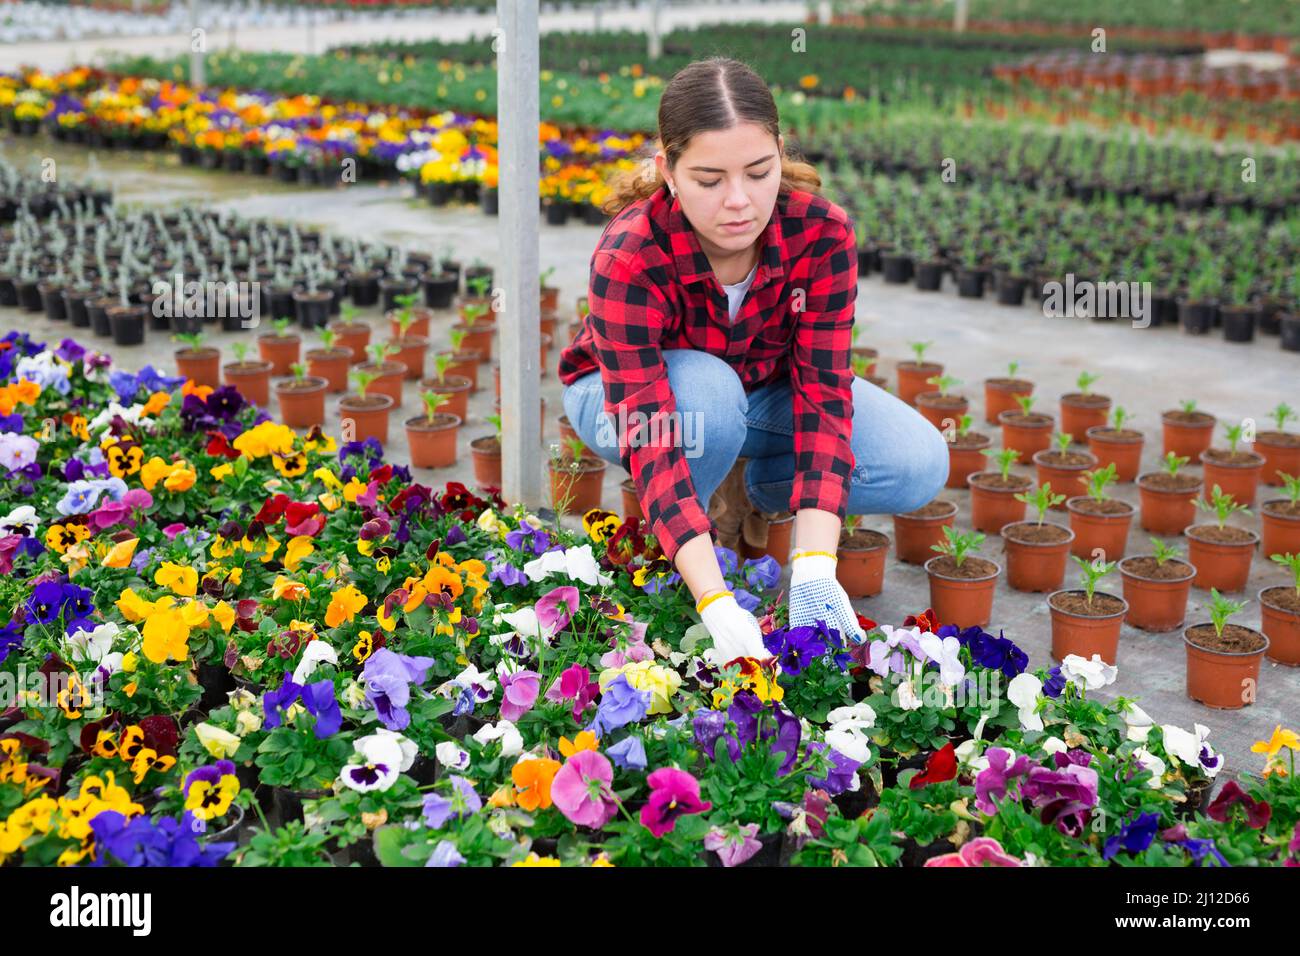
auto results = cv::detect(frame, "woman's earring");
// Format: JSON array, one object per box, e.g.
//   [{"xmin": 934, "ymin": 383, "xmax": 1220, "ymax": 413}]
[{"xmin": 668, "ymin": 183, "xmax": 677, "ymax": 198}]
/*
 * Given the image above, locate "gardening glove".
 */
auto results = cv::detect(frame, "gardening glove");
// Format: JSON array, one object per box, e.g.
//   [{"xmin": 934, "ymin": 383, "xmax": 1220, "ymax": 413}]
[
  {"xmin": 698, "ymin": 591, "xmax": 771, "ymax": 664},
  {"xmin": 787, "ymin": 549, "xmax": 867, "ymax": 644}
]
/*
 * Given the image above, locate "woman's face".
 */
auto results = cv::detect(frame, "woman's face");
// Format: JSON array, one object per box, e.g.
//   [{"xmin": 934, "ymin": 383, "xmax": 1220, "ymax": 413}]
[{"xmin": 658, "ymin": 123, "xmax": 784, "ymax": 257}]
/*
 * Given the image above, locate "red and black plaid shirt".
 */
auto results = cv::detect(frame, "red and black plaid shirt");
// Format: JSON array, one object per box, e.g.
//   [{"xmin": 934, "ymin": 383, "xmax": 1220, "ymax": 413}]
[{"xmin": 558, "ymin": 186, "xmax": 858, "ymax": 562}]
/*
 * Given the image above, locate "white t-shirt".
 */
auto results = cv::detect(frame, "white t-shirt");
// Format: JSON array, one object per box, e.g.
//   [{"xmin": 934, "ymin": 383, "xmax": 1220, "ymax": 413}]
[{"xmin": 721, "ymin": 262, "xmax": 758, "ymax": 322}]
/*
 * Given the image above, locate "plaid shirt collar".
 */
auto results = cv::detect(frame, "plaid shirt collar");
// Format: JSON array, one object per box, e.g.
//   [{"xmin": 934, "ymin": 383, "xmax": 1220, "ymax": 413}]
[{"xmin": 664, "ymin": 191, "xmax": 787, "ymax": 290}]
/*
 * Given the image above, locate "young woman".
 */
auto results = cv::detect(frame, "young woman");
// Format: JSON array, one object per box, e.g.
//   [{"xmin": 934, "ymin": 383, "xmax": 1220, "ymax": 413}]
[{"xmin": 557, "ymin": 58, "xmax": 948, "ymax": 663}]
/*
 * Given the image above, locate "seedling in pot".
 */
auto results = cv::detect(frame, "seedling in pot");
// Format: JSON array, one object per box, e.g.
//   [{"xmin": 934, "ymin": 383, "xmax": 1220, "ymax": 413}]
[
  {"xmin": 1110, "ymin": 406, "xmax": 1130, "ymax": 431},
  {"xmin": 1014, "ymin": 393, "xmax": 1036, "ymax": 416},
  {"xmin": 1178, "ymin": 399, "xmax": 1199, "ymax": 415},
  {"xmin": 1070, "ymin": 553, "xmax": 1116, "ymax": 609},
  {"xmin": 271, "ymin": 317, "xmax": 294, "ymax": 339},
  {"xmin": 1150, "ymin": 537, "xmax": 1184, "ymax": 567},
  {"xmin": 1268, "ymin": 402, "xmax": 1296, "ymax": 434},
  {"xmin": 366, "ymin": 341, "xmax": 396, "ymax": 366},
  {"xmin": 982, "ymin": 446, "xmax": 1020, "ymax": 482},
  {"xmin": 351, "ymin": 369, "xmax": 378, "ymax": 401},
  {"xmin": 1082, "ymin": 463, "xmax": 1118, "ymax": 503},
  {"xmin": 1276, "ymin": 473, "xmax": 1300, "ymax": 507},
  {"xmin": 907, "ymin": 340, "xmax": 933, "ymax": 365},
  {"xmin": 486, "ymin": 413, "xmax": 502, "ymax": 443},
  {"xmin": 576, "ymin": 298, "xmax": 590, "ymax": 320},
  {"xmin": 1206, "ymin": 588, "xmax": 1248, "ymax": 639},
  {"xmin": 1075, "ymin": 371, "xmax": 1100, "ymax": 395},
  {"xmin": 1016, "ymin": 483, "xmax": 1066, "ymax": 526},
  {"xmin": 540, "ymin": 266, "xmax": 556, "ymax": 289},
  {"xmin": 289, "ymin": 362, "xmax": 308, "ymax": 384},
  {"xmin": 927, "ymin": 373, "xmax": 962, "ymax": 397},
  {"xmin": 946, "ymin": 413, "xmax": 974, "ymax": 443},
  {"xmin": 1005, "ymin": 360, "xmax": 1020, "ymax": 379},
  {"xmin": 850, "ymin": 354, "xmax": 873, "ymax": 378},
  {"xmin": 466, "ymin": 275, "xmax": 492, "ymax": 299},
  {"xmin": 1161, "ymin": 451, "xmax": 1190, "ymax": 477},
  {"xmin": 462, "ymin": 301, "xmax": 490, "ymax": 329},
  {"xmin": 430, "ymin": 353, "xmax": 454, "ymax": 385},
  {"xmin": 173, "ymin": 331, "xmax": 206, "ymax": 352},
  {"xmin": 1269, "ymin": 553, "xmax": 1300, "ymax": 597},
  {"xmin": 930, "ymin": 524, "xmax": 985, "ymax": 568},
  {"xmin": 338, "ymin": 303, "xmax": 360, "ymax": 326},
  {"xmin": 1052, "ymin": 431, "xmax": 1072, "ymax": 455},
  {"xmin": 421, "ymin": 390, "xmax": 450, "ymax": 424},
  {"xmin": 319, "ymin": 327, "xmax": 338, "ymax": 351},
  {"xmin": 231, "ymin": 342, "xmax": 250, "ymax": 364},
  {"xmin": 1222, "ymin": 421, "xmax": 1249, "ymax": 454},
  {"xmin": 393, "ymin": 296, "xmax": 419, "ymax": 338},
  {"xmin": 448, "ymin": 328, "xmax": 467, "ymax": 353},
  {"xmin": 1193, "ymin": 484, "xmax": 1252, "ymax": 530}
]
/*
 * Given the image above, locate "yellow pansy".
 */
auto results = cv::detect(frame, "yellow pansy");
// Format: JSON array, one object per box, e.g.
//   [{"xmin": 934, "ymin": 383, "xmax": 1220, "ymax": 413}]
[
  {"xmin": 211, "ymin": 600, "xmax": 236, "ymax": 633},
  {"xmin": 558, "ymin": 731, "xmax": 599, "ymax": 757},
  {"xmin": 101, "ymin": 537, "xmax": 139, "ymax": 568},
  {"xmin": 210, "ymin": 462, "xmax": 234, "ymax": 482},
  {"xmin": 313, "ymin": 466, "xmax": 343, "ymax": 491},
  {"xmin": 598, "ymin": 660, "xmax": 682, "ymax": 715},
  {"xmin": 155, "ymin": 561, "xmax": 198, "ymax": 597},
  {"xmin": 194, "ymin": 722, "xmax": 242, "ymax": 760},
  {"xmin": 272, "ymin": 576, "xmax": 308, "ymax": 602},
  {"xmin": 283, "ymin": 535, "xmax": 315, "ymax": 572},
  {"xmin": 326, "ymin": 585, "xmax": 367, "ymax": 628},
  {"xmin": 142, "ymin": 606, "xmax": 191, "ymax": 664}
]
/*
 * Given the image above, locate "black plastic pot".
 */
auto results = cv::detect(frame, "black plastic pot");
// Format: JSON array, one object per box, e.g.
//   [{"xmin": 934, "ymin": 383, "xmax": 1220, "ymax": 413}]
[
  {"xmin": 272, "ymin": 787, "xmax": 331, "ymax": 826},
  {"xmin": 423, "ymin": 273, "xmax": 458, "ymax": 310},
  {"xmin": 109, "ymin": 305, "xmax": 147, "ymax": 346},
  {"xmin": 914, "ymin": 260, "xmax": 943, "ymax": 291},
  {"xmin": 408, "ymin": 754, "xmax": 438, "ymax": 786},
  {"xmin": 582, "ymin": 203, "xmax": 606, "ymax": 225},
  {"xmin": 17, "ymin": 280, "xmax": 43, "ymax": 312},
  {"xmin": 996, "ymin": 276, "xmax": 1027, "ymax": 306},
  {"xmin": 856, "ymin": 248, "xmax": 873, "ymax": 277},
  {"xmin": 294, "ymin": 290, "xmax": 332, "ymax": 330},
  {"xmin": 1258, "ymin": 302, "xmax": 1283, "ymax": 336},
  {"xmin": 89, "ymin": 299, "xmax": 114, "ymax": 337},
  {"xmin": 248, "ymin": 154, "xmax": 269, "ymax": 176},
  {"xmin": 880, "ymin": 253, "xmax": 913, "ymax": 284},
  {"xmin": 481, "ymin": 187, "xmax": 499, "ymax": 216},
  {"xmin": 63, "ymin": 289, "xmax": 92, "ymax": 327},
  {"xmin": 427, "ymin": 182, "xmax": 453, "ymax": 206},
  {"xmin": 1281, "ymin": 313, "xmax": 1300, "ymax": 352},
  {"xmin": 955, "ymin": 268, "xmax": 986, "ymax": 298},
  {"xmin": 39, "ymin": 282, "xmax": 67, "ymax": 320},
  {"xmin": 223, "ymin": 151, "xmax": 245, "ymax": 173},
  {"xmin": 0, "ymin": 276, "xmax": 17, "ymax": 306},
  {"xmin": 1179, "ymin": 300, "xmax": 1216, "ymax": 335},
  {"xmin": 267, "ymin": 285, "xmax": 297, "ymax": 321},
  {"xmin": 197, "ymin": 660, "xmax": 237, "ymax": 712},
  {"xmin": 380, "ymin": 278, "xmax": 418, "ymax": 313},
  {"xmin": 348, "ymin": 272, "xmax": 380, "ymax": 307},
  {"xmin": 544, "ymin": 202, "xmax": 570, "ymax": 226},
  {"xmin": 1220, "ymin": 306, "xmax": 1257, "ymax": 343}
]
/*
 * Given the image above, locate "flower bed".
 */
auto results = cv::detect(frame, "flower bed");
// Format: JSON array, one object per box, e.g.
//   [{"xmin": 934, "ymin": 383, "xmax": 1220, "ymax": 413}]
[{"xmin": 0, "ymin": 330, "xmax": 1297, "ymax": 867}]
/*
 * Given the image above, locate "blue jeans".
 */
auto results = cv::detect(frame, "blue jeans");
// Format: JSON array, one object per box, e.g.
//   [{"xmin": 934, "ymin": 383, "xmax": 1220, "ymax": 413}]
[{"xmin": 561, "ymin": 349, "xmax": 950, "ymax": 518}]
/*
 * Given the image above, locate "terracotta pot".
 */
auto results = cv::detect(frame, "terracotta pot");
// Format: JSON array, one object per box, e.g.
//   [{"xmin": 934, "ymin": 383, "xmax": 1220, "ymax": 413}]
[
  {"xmin": 492, "ymin": 396, "xmax": 547, "ymax": 435},
  {"xmin": 174, "ymin": 347, "xmax": 221, "ymax": 389},
  {"xmin": 916, "ymin": 392, "xmax": 969, "ymax": 431},
  {"xmin": 274, "ymin": 377, "xmax": 328, "ymax": 428},
  {"xmin": 1261, "ymin": 501, "xmax": 1300, "ymax": 559},
  {"xmin": 387, "ymin": 307, "xmax": 432, "ymax": 339},
  {"xmin": 896, "ymin": 361, "xmax": 943, "ymax": 406},
  {"xmin": 946, "ymin": 433, "xmax": 992, "ymax": 489},
  {"xmin": 983, "ymin": 378, "xmax": 1033, "ymax": 425},
  {"xmin": 257, "ymin": 333, "xmax": 300, "ymax": 376},
  {"xmin": 620, "ymin": 478, "xmax": 643, "ymax": 520},
  {"xmin": 1086, "ymin": 427, "xmax": 1144, "ymax": 483},
  {"xmin": 1059, "ymin": 393, "xmax": 1111, "ymax": 443},
  {"xmin": 1137, "ymin": 471, "xmax": 1202, "ymax": 534},
  {"xmin": 557, "ymin": 415, "xmax": 580, "ymax": 455},
  {"xmin": 967, "ymin": 472, "xmax": 1031, "ymax": 533},
  {"xmin": 330, "ymin": 322, "xmax": 371, "ymax": 364},
  {"xmin": 1255, "ymin": 431, "xmax": 1300, "ymax": 486},
  {"xmin": 742, "ymin": 514, "xmax": 796, "ymax": 566},
  {"xmin": 998, "ymin": 410, "xmax": 1054, "ymax": 463},
  {"xmin": 405, "ymin": 413, "xmax": 461, "ymax": 469},
  {"xmin": 1066, "ymin": 496, "xmax": 1135, "ymax": 561},
  {"xmin": 836, "ymin": 529, "xmax": 889, "ymax": 598},
  {"xmin": 1048, "ymin": 589, "xmax": 1127, "ymax": 664},
  {"xmin": 1199, "ymin": 449, "xmax": 1265, "ymax": 507},
  {"xmin": 924, "ymin": 555, "xmax": 1000, "ymax": 628},
  {"xmin": 453, "ymin": 321, "xmax": 496, "ymax": 362},
  {"xmin": 892, "ymin": 501, "xmax": 957, "ymax": 564},
  {"xmin": 434, "ymin": 350, "xmax": 480, "ymax": 391},
  {"xmin": 306, "ymin": 347, "xmax": 352, "ymax": 393},
  {"xmin": 1185, "ymin": 524, "xmax": 1259, "ymax": 592},
  {"xmin": 851, "ymin": 346, "xmax": 878, "ymax": 377},
  {"xmin": 419, "ymin": 374, "xmax": 472, "ymax": 422},
  {"xmin": 387, "ymin": 335, "xmax": 429, "ymax": 381},
  {"xmin": 1032, "ymin": 449, "xmax": 1096, "ymax": 506},
  {"xmin": 540, "ymin": 332, "xmax": 553, "ymax": 378},
  {"xmin": 1183, "ymin": 623, "xmax": 1268, "ymax": 709},
  {"xmin": 1259, "ymin": 586, "xmax": 1300, "ymax": 665},
  {"xmin": 549, "ymin": 456, "xmax": 606, "ymax": 514},
  {"xmin": 1161, "ymin": 410, "xmax": 1215, "ymax": 461},
  {"xmin": 1119, "ymin": 556, "xmax": 1196, "ymax": 632},
  {"xmin": 1001, "ymin": 521, "xmax": 1074, "ymax": 592},
  {"xmin": 223, "ymin": 360, "xmax": 273, "ymax": 406},
  {"xmin": 356, "ymin": 361, "xmax": 405, "ymax": 407},
  {"xmin": 471, "ymin": 436, "xmax": 502, "ymax": 488},
  {"xmin": 338, "ymin": 393, "xmax": 396, "ymax": 445}
]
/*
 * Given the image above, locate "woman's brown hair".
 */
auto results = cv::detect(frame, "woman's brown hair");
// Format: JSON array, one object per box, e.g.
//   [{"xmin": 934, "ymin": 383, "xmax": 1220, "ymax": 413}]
[{"xmin": 602, "ymin": 57, "xmax": 821, "ymax": 216}]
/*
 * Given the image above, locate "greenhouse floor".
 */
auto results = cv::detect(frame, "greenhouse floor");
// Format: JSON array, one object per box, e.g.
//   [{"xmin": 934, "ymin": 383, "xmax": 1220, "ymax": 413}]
[{"xmin": 7, "ymin": 138, "xmax": 1298, "ymax": 776}]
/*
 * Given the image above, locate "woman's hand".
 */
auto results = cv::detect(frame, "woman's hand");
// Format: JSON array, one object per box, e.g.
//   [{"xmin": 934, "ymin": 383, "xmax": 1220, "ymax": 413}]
[
  {"xmin": 787, "ymin": 550, "xmax": 867, "ymax": 644},
  {"xmin": 698, "ymin": 591, "xmax": 770, "ymax": 664}
]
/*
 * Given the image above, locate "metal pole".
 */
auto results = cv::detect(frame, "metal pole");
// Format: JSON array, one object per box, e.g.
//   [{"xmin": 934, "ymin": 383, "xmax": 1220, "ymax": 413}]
[
  {"xmin": 497, "ymin": 0, "xmax": 542, "ymax": 509},
  {"xmin": 647, "ymin": 0, "xmax": 661, "ymax": 61},
  {"xmin": 954, "ymin": 0, "xmax": 969, "ymax": 33},
  {"xmin": 188, "ymin": 0, "xmax": 205, "ymax": 87}
]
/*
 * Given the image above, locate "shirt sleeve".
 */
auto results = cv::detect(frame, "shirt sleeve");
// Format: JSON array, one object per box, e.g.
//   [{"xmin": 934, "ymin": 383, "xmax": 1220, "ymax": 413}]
[
  {"xmin": 787, "ymin": 218, "xmax": 858, "ymax": 519},
  {"xmin": 586, "ymin": 250, "xmax": 712, "ymax": 562}
]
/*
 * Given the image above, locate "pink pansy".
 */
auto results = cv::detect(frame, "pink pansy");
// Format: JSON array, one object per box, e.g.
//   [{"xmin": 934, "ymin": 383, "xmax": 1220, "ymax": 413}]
[
  {"xmin": 640, "ymin": 767, "xmax": 711, "ymax": 837},
  {"xmin": 356, "ymin": 480, "xmax": 381, "ymax": 509},
  {"xmin": 551, "ymin": 749, "xmax": 618, "ymax": 829},
  {"xmin": 498, "ymin": 670, "xmax": 540, "ymax": 721},
  {"xmin": 162, "ymin": 523, "xmax": 189, "ymax": 540},
  {"xmin": 535, "ymin": 586, "xmax": 580, "ymax": 638},
  {"xmin": 544, "ymin": 663, "xmax": 599, "ymax": 720},
  {"xmin": 0, "ymin": 535, "xmax": 19, "ymax": 574},
  {"xmin": 122, "ymin": 488, "xmax": 153, "ymax": 511},
  {"xmin": 88, "ymin": 500, "xmax": 130, "ymax": 532},
  {"xmin": 704, "ymin": 823, "xmax": 762, "ymax": 867},
  {"xmin": 924, "ymin": 837, "xmax": 1024, "ymax": 867}
]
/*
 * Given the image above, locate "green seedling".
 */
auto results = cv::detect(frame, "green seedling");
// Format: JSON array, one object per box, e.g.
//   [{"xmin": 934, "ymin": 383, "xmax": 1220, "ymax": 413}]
[
  {"xmin": 430, "ymin": 353, "xmax": 454, "ymax": 384},
  {"xmin": 1110, "ymin": 405, "xmax": 1130, "ymax": 431},
  {"xmin": 1193, "ymin": 484, "xmax": 1252, "ymax": 529},
  {"xmin": 467, "ymin": 275, "xmax": 492, "ymax": 298},
  {"xmin": 1014, "ymin": 393, "xmax": 1036, "ymax": 416},
  {"xmin": 231, "ymin": 342, "xmax": 250, "ymax": 363},
  {"xmin": 365, "ymin": 341, "xmax": 395, "ymax": 366},
  {"xmin": 851, "ymin": 354, "xmax": 872, "ymax": 378},
  {"xmin": 1276, "ymin": 473, "xmax": 1300, "ymax": 507},
  {"xmin": 1268, "ymin": 402, "xmax": 1297, "ymax": 433},
  {"xmin": 1082, "ymin": 463, "xmax": 1118, "ymax": 503},
  {"xmin": 486, "ymin": 413, "xmax": 503, "ymax": 442},
  {"xmin": 1076, "ymin": 371, "xmax": 1100, "ymax": 395},
  {"xmin": 982, "ymin": 446, "xmax": 1020, "ymax": 482},
  {"xmin": 908, "ymin": 340, "xmax": 932, "ymax": 364},
  {"xmin": 1150, "ymin": 537, "xmax": 1183, "ymax": 567},
  {"xmin": 448, "ymin": 328, "xmax": 467, "ymax": 352},
  {"xmin": 421, "ymin": 390, "xmax": 450, "ymax": 423},
  {"xmin": 1207, "ymin": 588, "xmax": 1248, "ymax": 639},
  {"xmin": 930, "ymin": 524, "xmax": 985, "ymax": 568},
  {"xmin": 1053, "ymin": 432, "xmax": 1072, "ymax": 455},
  {"xmin": 1222, "ymin": 421, "xmax": 1248, "ymax": 454},
  {"xmin": 540, "ymin": 266, "xmax": 556, "ymax": 288},
  {"xmin": 1071, "ymin": 553, "xmax": 1117, "ymax": 607},
  {"xmin": 272, "ymin": 317, "xmax": 294, "ymax": 338},
  {"xmin": 1006, "ymin": 360, "xmax": 1020, "ymax": 378},
  {"xmin": 289, "ymin": 362, "xmax": 307, "ymax": 382},
  {"xmin": 1270, "ymin": 553, "xmax": 1300, "ymax": 597},
  {"xmin": 462, "ymin": 302, "xmax": 489, "ymax": 328},
  {"xmin": 319, "ymin": 327, "xmax": 338, "ymax": 350},
  {"xmin": 173, "ymin": 331, "xmax": 205, "ymax": 350},
  {"xmin": 1016, "ymin": 483, "xmax": 1066, "ymax": 526},
  {"xmin": 927, "ymin": 374, "xmax": 961, "ymax": 396},
  {"xmin": 351, "ymin": 369, "xmax": 378, "ymax": 401},
  {"xmin": 1161, "ymin": 451, "xmax": 1190, "ymax": 477},
  {"xmin": 339, "ymin": 303, "xmax": 359, "ymax": 326},
  {"xmin": 1178, "ymin": 398, "xmax": 1198, "ymax": 414}
]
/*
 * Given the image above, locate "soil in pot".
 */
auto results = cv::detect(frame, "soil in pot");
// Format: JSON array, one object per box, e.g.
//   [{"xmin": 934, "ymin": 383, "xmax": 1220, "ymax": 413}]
[
  {"xmin": 258, "ymin": 333, "xmax": 301, "ymax": 376},
  {"xmin": 1199, "ymin": 448, "xmax": 1265, "ymax": 507},
  {"xmin": 916, "ymin": 392, "xmax": 969, "ymax": 431},
  {"xmin": 998, "ymin": 410, "xmax": 1054, "ymax": 463},
  {"xmin": 419, "ymin": 375, "xmax": 472, "ymax": 422},
  {"xmin": 836, "ymin": 529, "xmax": 889, "ymax": 598},
  {"xmin": 275, "ymin": 377, "xmax": 329, "ymax": 428},
  {"xmin": 1059, "ymin": 393, "xmax": 1111, "ymax": 443},
  {"xmin": 1184, "ymin": 524, "xmax": 1259, "ymax": 592},
  {"xmin": 356, "ymin": 361, "xmax": 406, "ymax": 407},
  {"xmin": 1066, "ymin": 496, "xmax": 1134, "ymax": 560},
  {"xmin": 1183, "ymin": 623, "xmax": 1268, "ymax": 709},
  {"xmin": 1032, "ymin": 448, "xmax": 1096, "ymax": 505},
  {"xmin": 471, "ymin": 436, "xmax": 503, "ymax": 488},
  {"xmin": 1138, "ymin": 471, "xmax": 1202, "ymax": 534},
  {"xmin": 387, "ymin": 307, "xmax": 432, "ymax": 339},
  {"xmin": 223, "ymin": 360, "xmax": 274, "ymax": 406},
  {"xmin": 452, "ymin": 321, "xmax": 496, "ymax": 363},
  {"xmin": 1086, "ymin": 427, "xmax": 1144, "ymax": 482},
  {"xmin": 620, "ymin": 477, "xmax": 643, "ymax": 520},
  {"xmin": 549, "ymin": 456, "xmax": 606, "ymax": 514},
  {"xmin": 306, "ymin": 347, "xmax": 352, "ymax": 393},
  {"xmin": 1049, "ymin": 590, "xmax": 1127, "ymax": 664},
  {"xmin": 946, "ymin": 431, "xmax": 992, "ymax": 489},
  {"xmin": 967, "ymin": 472, "xmax": 1032, "ymax": 533},
  {"xmin": 1162, "ymin": 409, "xmax": 1215, "ymax": 461},
  {"xmin": 1255, "ymin": 430, "xmax": 1300, "ymax": 486},
  {"xmin": 338, "ymin": 393, "xmax": 396, "ymax": 444},
  {"xmin": 1119, "ymin": 556, "xmax": 1196, "ymax": 632},
  {"xmin": 405, "ymin": 413, "xmax": 462, "ymax": 469},
  {"xmin": 434, "ymin": 351, "xmax": 481, "ymax": 391},
  {"xmin": 1001, "ymin": 521, "xmax": 1074, "ymax": 592},
  {"xmin": 1259, "ymin": 586, "xmax": 1300, "ymax": 665},
  {"xmin": 896, "ymin": 361, "xmax": 943, "ymax": 406},
  {"xmin": 984, "ymin": 377, "xmax": 1033, "ymax": 425},
  {"xmin": 893, "ymin": 500, "xmax": 958, "ymax": 563},
  {"xmin": 925, "ymin": 554, "xmax": 1000, "ymax": 627},
  {"xmin": 1261, "ymin": 499, "xmax": 1300, "ymax": 559},
  {"xmin": 175, "ymin": 346, "xmax": 221, "ymax": 389}
]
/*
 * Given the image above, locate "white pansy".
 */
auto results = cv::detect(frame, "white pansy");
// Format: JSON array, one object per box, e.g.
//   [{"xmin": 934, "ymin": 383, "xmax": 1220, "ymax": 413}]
[
  {"xmin": 826, "ymin": 702, "xmax": 876, "ymax": 730},
  {"xmin": 825, "ymin": 726, "xmax": 872, "ymax": 764},
  {"xmin": 473, "ymin": 719, "xmax": 523, "ymax": 757},
  {"xmin": 435, "ymin": 741, "xmax": 470, "ymax": 771},
  {"xmin": 1133, "ymin": 748, "xmax": 1166, "ymax": 788},
  {"xmin": 918, "ymin": 632, "xmax": 965, "ymax": 687},
  {"xmin": 1007, "ymin": 673, "xmax": 1044, "ymax": 732},
  {"xmin": 1060, "ymin": 653, "xmax": 1117, "ymax": 690},
  {"xmin": 497, "ymin": 606, "xmax": 545, "ymax": 642},
  {"xmin": 1124, "ymin": 702, "xmax": 1154, "ymax": 742},
  {"xmin": 896, "ymin": 679, "xmax": 923, "ymax": 711},
  {"xmin": 1162, "ymin": 723, "xmax": 1221, "ymax": 777},
  {"xmin": 357, "ymin": 728, "xmax": 417, "ymax": 772},
  {"xmin": 292, "ymin": 639, "xmax": 339, "ymax": 685},
  {"xmin": 1041, "ymin": 736, "xmax": 1068, "ymax": 755},
  {"xmin": 63, "ymin": 622, "xmax": 120, "ymax": 664},
  {"xmin": 0, "ymin": 505, "xmax": 38, "ymax": 532},
  {"xmin": 339, "ymin": 735, "xmax": 405, "ymax": 792}
]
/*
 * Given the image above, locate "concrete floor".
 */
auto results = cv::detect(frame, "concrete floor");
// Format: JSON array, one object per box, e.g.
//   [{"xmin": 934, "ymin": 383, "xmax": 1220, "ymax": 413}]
[{"xmin": 5, "ymin": 135, "xmax": 1298, "ymax": 778}]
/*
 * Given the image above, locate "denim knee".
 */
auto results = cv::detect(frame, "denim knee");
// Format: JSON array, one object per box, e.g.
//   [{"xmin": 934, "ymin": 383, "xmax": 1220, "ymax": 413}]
[
  {"xmin": 892, "ymin": 416, "xmax": 950, "ymax": 511},
  {"xmin": 661, "ymin": 350, "xmax": 748, "ymax": 467}
]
